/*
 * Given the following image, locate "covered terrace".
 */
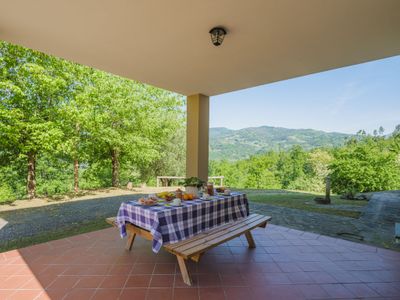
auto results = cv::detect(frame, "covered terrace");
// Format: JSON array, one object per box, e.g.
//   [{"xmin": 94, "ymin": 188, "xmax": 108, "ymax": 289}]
[{"xmin": 1, "ymin": 0, "xmax": 400, "ymax": 299}]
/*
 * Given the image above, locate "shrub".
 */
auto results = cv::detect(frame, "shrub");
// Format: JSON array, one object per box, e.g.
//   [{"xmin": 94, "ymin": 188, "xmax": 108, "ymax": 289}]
[{"xmin": 0, "ymin": 183, "xmax": 15, "ymax": 203}]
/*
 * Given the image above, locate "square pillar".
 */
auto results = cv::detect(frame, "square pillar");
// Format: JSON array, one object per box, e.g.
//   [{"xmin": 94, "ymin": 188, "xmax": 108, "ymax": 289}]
[{"xmin": 186, "ymin": 94, "xmax": 209, "ymax": 182}]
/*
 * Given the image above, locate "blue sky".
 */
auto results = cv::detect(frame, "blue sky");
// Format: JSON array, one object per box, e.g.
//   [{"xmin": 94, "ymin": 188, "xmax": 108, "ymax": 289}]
[{"xmin": 210, "ymin": 55, "xmax": 400, "ymax": 134}]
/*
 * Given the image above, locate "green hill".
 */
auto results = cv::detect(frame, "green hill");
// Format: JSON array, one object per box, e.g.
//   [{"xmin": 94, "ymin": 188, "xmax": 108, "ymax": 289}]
[{"xmin": 210, "ymin": 126, "xmax": 351, "ymax": 160}]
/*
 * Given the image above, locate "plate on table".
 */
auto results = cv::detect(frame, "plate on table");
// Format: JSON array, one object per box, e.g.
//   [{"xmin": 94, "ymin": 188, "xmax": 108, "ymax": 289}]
[
  {"xmin": 170, "ymin": 204, "xmax": 184, "ymax": 207},
  {"xmin": 137, "ymin": 198, "xmax": 158, "ymax": 206},
  {"xmin": 201, "ymin": 196, "xmax": 216, "ymax": 200},
  {"xmin": 137, "ymin": 202, "xmax": 158, "ymax": 206}
]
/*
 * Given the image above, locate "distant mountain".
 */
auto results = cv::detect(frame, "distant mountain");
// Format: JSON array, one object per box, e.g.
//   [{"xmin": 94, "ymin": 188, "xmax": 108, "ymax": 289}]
[{"xmin": 210, "ymin": 126, "xmax": 351, "ymax": 160}]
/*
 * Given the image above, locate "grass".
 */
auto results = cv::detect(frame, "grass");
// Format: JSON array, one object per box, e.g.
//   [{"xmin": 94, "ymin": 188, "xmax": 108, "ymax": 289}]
[
  {"xmin": 238, "ymin": 189, "xmax": 367, "ymax": 218},
  {"xmin": 0, "ymin": 218, "xmax": 110, "ymax": 253}
]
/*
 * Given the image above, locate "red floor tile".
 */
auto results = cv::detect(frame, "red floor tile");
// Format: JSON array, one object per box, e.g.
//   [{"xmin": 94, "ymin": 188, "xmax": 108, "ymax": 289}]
[
  {"xmin": 120, "ymin": 288, "xmax": 147, "ymax": 300},
  {"xmin": 287, "ymin": 272, "xmax": 315, "ymax": 284},
  {"xmin": 20, "ymin": 277, "xmax": 45, "ymax": 289},
  {"xmin": 63, "ymin": 288, "xmax": 96, "ymax": 300},
  {"xmin": 297, "ymin": 284, "xmax": 330, "ymax": 299},
  {"xmin": 252, "ymin": 285, "xmax": 304, "ymax": 300},
  {"xmin": 220, "ymin": 274, "xmax": 246, "ymax": 286},
  {"xmin": 173, "ymin": 287, "xmax": 200, "ymax": 300},
  {"xmin": 0, "ymin": 289, "xmax": 16, "ymax": 299},
  {"xmin": 199, "ymin": 287, "xmax": 225, "ymax": 300},
  {"xmin": 99, "ymin": 275, "xmax": 128, "ymax": 288},
  {"xmin": 154, "ymin": 263, "xmax": 176, "ymax": 274},
  {"xmin": 125, "ymin": 275, "xmax": 151, "ymax": 288},
  {"xmin": 131, "ymin": 263, "xmax": 155, "ymax": 274},
  {"xmin": 174, "ymin": 274, "xmax": 199, "ymax": 288},
  {"xmin": 224, "ymin": 287, "xmax": 253, "ymax": 300},
  {"xmin": 197, "ymin": 274, "xmax": 222, "ymax": 287},
  {"xmin": 0, "ymin": 275, "xmax": 34, "ymax": 289},
  {"xmin": 321, "ymin": 283, "xmax": 355, "ymax": 298},
  {"xmin": 367, "ymin": 282, "xmax": 400, "ymax": 297},
  {"xmin": 150, "ymin": 274, "xmax": 174, "ymax": 287},
  {"xmin": 147, "ymin": 288, "xmax": 173, "ymax": 300},
  {"xmin": 92, "ymin": 288, "xmax": 122, "ymax": 300},
  {"xmin": 108, "ymin": 264, "xmax": 133, "ymax": 275},
  {"xmin": 40, "ymin": 289, "xmax": 68, "ymax": 300},
  {"xmin": 307, "ymin": 271, "xmax": 338, "ymax": 284},
  {"xmin": 0, "ymin": 225, "xmax": 399, "ymax": 300},
  {"xmin": 329, "ymin": 270, "xmax": 362, "ymax": 283},
  {"xmin": 8, "ymin": 289, "xmax": 43, "ymax": 300},
  {"xmin": 74, "ymin": 276, "xmax": 105, "ymax": 288},
  {"xmin": 277, "ymin": 262, "xmax": 302, "ymax": 272},
  {"xmin": 264, "ymin": 272, "xmax": 293, "ymax": 284},
  {"xmin": 241, "ymin": 273, "xmax": 266, "ymax": 286},
  {"xmin": 343, "ymin": 283, "xmax": 380, "ymax": 297},
  {"xmin": 46, "ymin": 276, "xmax": 80, "ymax": 290}
]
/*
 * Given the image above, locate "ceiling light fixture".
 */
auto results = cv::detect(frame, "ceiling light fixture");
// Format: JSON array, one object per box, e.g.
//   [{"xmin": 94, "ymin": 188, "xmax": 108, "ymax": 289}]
[{"xmin": 209, "ymin": 27, "xmax": 227, "ymax": 46}]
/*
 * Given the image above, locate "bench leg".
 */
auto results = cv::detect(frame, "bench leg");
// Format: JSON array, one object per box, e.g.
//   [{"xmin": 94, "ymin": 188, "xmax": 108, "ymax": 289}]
[
  {"xmin": 190, "ymin": 253, "xmax": 203, "ymax": 263},
  {"xmin": 125, "ymin": 233, "xmax": 136, "ymax": 251},
  {"xmin": 176, "ymin": 256, "xmax": 192, "ymax": 286},
  {"xmin": 245, "ymin": 231, "xmax": 256, "ymax": 248}
]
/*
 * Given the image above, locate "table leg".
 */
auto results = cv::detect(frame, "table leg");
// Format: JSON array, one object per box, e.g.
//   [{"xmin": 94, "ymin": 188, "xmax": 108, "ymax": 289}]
[
  {"xmin": 177, "ymin": 256, "xmax": 192, "ymax": 286},
  {"xmin": 125, "ymin": 232, "xmax": 136, "ymax": 251},
  {"xmin": 245, "ymin": 231, "xmax": 256, "ymax": 248}
]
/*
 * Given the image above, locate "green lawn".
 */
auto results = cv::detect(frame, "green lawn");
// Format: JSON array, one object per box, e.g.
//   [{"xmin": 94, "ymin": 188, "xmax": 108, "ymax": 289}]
[{"xmin": 238, "ymin": 189, "xmax": 367, "ymax": 218}]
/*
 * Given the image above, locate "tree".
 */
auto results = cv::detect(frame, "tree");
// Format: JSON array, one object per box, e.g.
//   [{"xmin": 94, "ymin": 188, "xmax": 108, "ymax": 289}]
[
  {"xmin": 329, "ymin": 136, "xmax": 400, "ymax": 197},
  {"xmin": 57, "ymin": 64, "xmax": 94, "ymax": 192},
  {"xmin": 393, "ymin": 124, "xmax": 400, "ymax": 135},
  {"xmin": 378, "ymin": 126, "xmax": 385, "ymax": 136},
  {"xmin": 1, "ymin": 40, "xmax": 186, "ymax": 200},
  {"xmin": 82, "ymin": 72, "xmax": 184, "ymax": 187},
  {"xmin": 0, "ymin": 43, "xmax": 66, "ymax": 198}
]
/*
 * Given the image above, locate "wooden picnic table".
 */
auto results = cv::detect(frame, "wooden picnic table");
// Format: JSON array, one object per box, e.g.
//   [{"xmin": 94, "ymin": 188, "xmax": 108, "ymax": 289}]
[{"xmin": 107, "ymin": 193, "xmax": 271, "ymax": 285}]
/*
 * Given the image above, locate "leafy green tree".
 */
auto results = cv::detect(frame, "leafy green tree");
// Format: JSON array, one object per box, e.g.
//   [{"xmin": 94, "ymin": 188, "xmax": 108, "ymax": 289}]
[
  {"xmin": 276, "ymin": 146, "xmax": 308, "ymax": 188},
  {"xmin": 80, "ymin": 72, "xmax": 184, "ymax": 187},
  {"xmin": 330, "ymin": 135, "xmax": 400, "ymax": 196},
  {"xmin": 0, "ymin": 43, "xmax": 66, "ymax": 198},
  {"xmin": 1, "ymin": 41, "xmax": 185, "ymax": 200},
  {"xmin": 57, "ymin": 64, "xmax": 94, "ymax": 192}
]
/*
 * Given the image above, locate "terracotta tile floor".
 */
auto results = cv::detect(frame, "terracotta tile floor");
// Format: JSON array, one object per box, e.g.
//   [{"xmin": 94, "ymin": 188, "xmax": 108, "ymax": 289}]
[{"xmin": 1, "ymin": 224, "xmax": 400, "ymax": 300}]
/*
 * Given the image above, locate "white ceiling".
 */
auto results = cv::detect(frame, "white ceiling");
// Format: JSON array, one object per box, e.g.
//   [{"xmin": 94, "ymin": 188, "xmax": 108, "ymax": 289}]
[{"xmin": 1, "ymin": 0, "xmax": 399, "ymax": 96}]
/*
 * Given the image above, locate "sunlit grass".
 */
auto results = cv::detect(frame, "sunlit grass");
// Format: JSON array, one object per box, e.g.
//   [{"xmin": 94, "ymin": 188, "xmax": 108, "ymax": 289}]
[{"xmin": 238, "ymin": 189, "xmax": 367, "ymax": 218}]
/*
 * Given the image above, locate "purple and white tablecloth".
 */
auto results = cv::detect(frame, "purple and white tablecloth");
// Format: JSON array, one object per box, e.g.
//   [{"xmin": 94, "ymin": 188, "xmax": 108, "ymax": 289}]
[{"xmin": 116, "ymin": 193, "xmax": 249, "ymax": 253}]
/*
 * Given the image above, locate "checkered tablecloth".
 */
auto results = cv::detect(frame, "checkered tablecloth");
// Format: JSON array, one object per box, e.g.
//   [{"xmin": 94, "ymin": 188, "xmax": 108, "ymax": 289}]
[{"xmin": 116, "ymin": 193, "xmax": 249, "ymax": 253}]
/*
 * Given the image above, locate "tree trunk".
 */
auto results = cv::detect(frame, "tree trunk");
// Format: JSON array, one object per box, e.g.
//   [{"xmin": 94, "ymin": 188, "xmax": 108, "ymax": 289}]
[
  {"xmin": 74, "ymin": 123, "xmax": 80, "ymax": 193},
  {"xmin": 111, "ymin": 148, "xmax": 120, "ymax": 187},
  {"xmin": 325, "ymin": 175, "xmax": 331, "ymax": 204},
  {"xmin": 27, "ymin": 152, "xmax": 36, "ymax": 199},
  {"xmin": 74, "ymin": 159, "xmax": 79, "ymax": 193}
]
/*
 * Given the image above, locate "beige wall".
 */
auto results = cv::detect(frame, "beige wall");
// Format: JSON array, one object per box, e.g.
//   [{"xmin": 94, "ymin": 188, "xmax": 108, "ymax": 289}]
[{"xmin": 186, "ymin": 94, "xmax": 209, "ymax": 181}]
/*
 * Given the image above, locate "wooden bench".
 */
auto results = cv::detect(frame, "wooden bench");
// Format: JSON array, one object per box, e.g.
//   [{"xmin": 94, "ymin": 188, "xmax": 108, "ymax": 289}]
[{"xmin": 106, "ymin": 213, "xmax": 271, "ymax": 285}]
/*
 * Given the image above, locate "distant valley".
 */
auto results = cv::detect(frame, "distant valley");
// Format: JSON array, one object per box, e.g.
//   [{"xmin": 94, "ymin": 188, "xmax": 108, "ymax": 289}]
[{"xmin": 209, "ymin": 126, "xmax": 351, "ymax": 160}]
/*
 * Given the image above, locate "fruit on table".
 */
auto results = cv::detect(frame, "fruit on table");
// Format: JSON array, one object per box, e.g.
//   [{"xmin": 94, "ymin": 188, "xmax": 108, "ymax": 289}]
[
  {"xmin": 157, "ymin": 191, "xmax": 175, "ymax": 199},
  {"xmin": 183, "ymin": 193, "xmax": 194, "ymax": 200}
]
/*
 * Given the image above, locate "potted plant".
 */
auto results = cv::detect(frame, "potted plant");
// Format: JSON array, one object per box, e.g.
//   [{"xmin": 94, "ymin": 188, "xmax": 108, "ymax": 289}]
[{"xmin": 180, "ymin": 177, "xmax": 205, "ymax": 197}]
